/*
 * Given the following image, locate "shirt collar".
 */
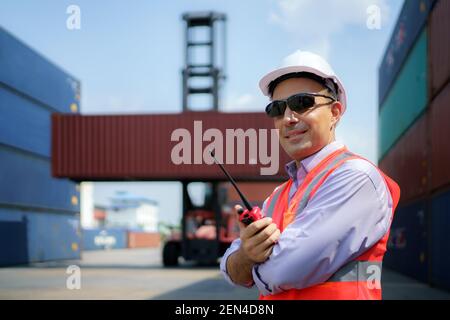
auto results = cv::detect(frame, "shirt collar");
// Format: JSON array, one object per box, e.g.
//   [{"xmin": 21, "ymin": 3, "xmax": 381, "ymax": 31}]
[{"xmin": 284, "ymin": 141, "xmax": 345, "ymax": 180}]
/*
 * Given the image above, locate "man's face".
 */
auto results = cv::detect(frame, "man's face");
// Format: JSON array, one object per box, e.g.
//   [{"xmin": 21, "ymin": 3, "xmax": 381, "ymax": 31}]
[{"xmin": 271, "ymin": 77, "xmax": 342, "ymax": 161}]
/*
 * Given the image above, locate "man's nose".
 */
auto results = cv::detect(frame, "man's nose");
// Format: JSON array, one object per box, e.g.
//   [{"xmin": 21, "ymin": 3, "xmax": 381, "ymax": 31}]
[{"xmin": 282, "ymin": 106, "xmax": 299, "ymax": 125}]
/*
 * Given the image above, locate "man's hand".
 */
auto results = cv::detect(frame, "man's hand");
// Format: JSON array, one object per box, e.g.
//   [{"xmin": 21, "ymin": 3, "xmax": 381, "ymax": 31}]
[
  {"xmin": 235, "ymin": 204, "xmax": 280, "ymax": 263},
  {"xmin": 225, "ymin": 204, "xmax": 281, "ymax": 286}
]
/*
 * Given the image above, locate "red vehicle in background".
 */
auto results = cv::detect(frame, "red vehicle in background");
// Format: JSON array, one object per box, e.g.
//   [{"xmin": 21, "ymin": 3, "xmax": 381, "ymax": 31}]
[
  {"xmin": 162, "ymin": 181, "xmax": 278, "ymax": 266},
  {"xmin": 162, "ymin": 182, "xmax": 240, "ymax": 266}
]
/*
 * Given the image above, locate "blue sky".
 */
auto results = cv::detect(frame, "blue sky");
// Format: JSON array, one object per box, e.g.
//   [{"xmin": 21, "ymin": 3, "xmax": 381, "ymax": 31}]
[{"xmin": 1, "ymin": 0, "xmax": 404, "ymax": 225}]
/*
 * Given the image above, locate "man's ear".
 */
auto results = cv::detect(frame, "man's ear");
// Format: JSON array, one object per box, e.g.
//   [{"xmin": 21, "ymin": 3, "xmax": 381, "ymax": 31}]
[{"xmin": 330, "ymin": 101, "xmax": 343, "ymax": 128}]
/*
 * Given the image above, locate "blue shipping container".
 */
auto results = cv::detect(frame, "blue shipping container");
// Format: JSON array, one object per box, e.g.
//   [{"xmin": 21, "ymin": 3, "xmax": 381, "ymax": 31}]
[
  {"xmin": 82, "ymin": 228, "xmax": 128, "ymax": 251},
  {"xmin": 384, "ymin": 200, "xmax": 428, "ymax": 282},
  {"xmin": 0, "ymin": 208, "xmax": 81, "ymax": 263},
  {"xmin": 0, "ymin": 87, "xmax": 51, "ymax": 158},
  {"xmin": 0, "ymin": 219, "xmax": 28, "ymax": 266},
  {"xmin": 0, "ymin": 27, "xmax": 80, "ymax": 113},
  {"xmin": 0, "ymin": 145, "xmax": 79, "ymax": 213},
  {"xmin": 378, "ymin": 0, "xmax": 437, "ymax": 106},
  {"xmin": 431, "ymin": 189, "xmax": 450, "ymax": 291}
]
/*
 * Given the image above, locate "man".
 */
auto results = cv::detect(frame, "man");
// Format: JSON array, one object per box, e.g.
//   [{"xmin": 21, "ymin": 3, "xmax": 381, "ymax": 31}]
[{"xmin": 219, "ymin": 50, "xmax": 400, "ymax": 300}]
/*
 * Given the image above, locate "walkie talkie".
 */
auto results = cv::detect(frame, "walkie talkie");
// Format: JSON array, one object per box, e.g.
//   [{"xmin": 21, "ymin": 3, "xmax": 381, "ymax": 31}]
[{"xmin": 209, "ymin": 150, "xmax": 262, "ymax": 226}]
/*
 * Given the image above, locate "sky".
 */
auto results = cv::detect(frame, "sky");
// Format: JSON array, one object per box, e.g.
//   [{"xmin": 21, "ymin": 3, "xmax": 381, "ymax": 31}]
[{"xmin": 0, "ymin": 0, "xmax": 404, "ymax": 225}]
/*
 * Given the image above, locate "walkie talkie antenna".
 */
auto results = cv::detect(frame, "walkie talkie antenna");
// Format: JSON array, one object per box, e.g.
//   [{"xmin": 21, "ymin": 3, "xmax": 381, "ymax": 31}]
[{"xmin": 209, "ymin": 150, "xmax": 252, "ymax": 211}]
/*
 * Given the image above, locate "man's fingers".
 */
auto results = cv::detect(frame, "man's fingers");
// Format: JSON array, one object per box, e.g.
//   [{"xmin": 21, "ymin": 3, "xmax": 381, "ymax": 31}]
[
  {"xmin": 243, "ymin": 217, "xmax": 273, "ymax": 238},
  {"xmin": 256, "ymin": 228, "xmax": 281, "ymax": 251},
  {"xmin": 252, "ymin": 223, "xmax": 278, "ymax": 245}
]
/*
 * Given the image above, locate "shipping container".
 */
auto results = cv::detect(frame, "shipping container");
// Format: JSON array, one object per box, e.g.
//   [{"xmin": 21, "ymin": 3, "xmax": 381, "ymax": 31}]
[
  {"xmin": 0, "ymin": 87, "xmax": 51, "ymax": 157},
  {"xmin": 379, "ymin": 0, "xmax": 436, "ymax": 106},
  {"xmin": 52, "ymin": 112, "xmax": 292, "ymax": 181},
  {"xmin": 384, "ymin": 200, "xmax": 428, "ymax": 283},
  {"xmin": 82, "ymin": 228, "xmax": 128, "ymax": 250},
  {"xmin": 430, "ymin": 79, "xmax": 450, "ymax": 192},
  {"xmin": 379, "ymin": 28, "xmax": 428, "ymax": 159},
  {"xmin": 0, "ymin": 208, "xmax": 81, "ymax": 262},
  {"xmin": 429, "ymin": 0, "xmax": 450, "ymax": 98},
  {"xmin": 0, "ymin": 145, "xmax": 79, "ymax": 213},
  {"xmin": 379, "ymin": 114, "xmax": 428, "ymax": 204},
  {"xmin": 0, "ymin": 219, "xmax": 28, "ymax": 266},
  {"xmin": 128, "ymin": 231, "xmax": 161, "ymax": 248},
  {"xmin": 0, "ymin": 27, "xmax": 80, "ymax": 113},
  {"xmin": 431, "ymin": 188, "xmax": 450, "ymax": 291},
  {"xmin": 222, "ymin": 181, "xmax": 280, "ymax": 207}
]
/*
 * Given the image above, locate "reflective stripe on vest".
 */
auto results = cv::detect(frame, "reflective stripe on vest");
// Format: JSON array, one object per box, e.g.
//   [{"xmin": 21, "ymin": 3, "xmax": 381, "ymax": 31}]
[
  {"xmin": 328, "ymin": 260, "xmax": 382, "ymax": 283},
  {"xmin": 282, "ymin": 150, "xmax": 356, "ymax": 231},
  {"xmin": 293, "ymin": 151, "xmax": 354, "ymax": 216},
  {"xmin": 264, "ymin": 183, "xmax": 286, "ymax": 219}
]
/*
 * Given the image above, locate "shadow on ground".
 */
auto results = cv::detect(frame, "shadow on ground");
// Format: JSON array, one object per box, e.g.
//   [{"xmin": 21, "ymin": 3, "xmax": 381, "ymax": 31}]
[{"xmin": 151, "ymin": 275, "xmax": 259, "ymax": 300}]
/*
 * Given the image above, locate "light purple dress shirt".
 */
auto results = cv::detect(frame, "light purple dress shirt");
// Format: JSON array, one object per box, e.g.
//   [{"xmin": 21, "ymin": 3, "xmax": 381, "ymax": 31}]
[{"xmin": 219, "ymin": 141, "xmax": 393, "ymax": 296}]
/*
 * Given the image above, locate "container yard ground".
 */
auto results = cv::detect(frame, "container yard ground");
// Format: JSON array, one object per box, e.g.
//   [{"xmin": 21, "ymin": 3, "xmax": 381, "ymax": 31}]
[{"xmin": 0, "ymin": 248, "xmax": 448, "ymax": 300}]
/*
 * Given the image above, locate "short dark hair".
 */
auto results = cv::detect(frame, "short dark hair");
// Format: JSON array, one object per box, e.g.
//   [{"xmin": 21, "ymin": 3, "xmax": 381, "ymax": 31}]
[{"xmin": 268, "ymin": 72, "xmax": 339, "ymax": 100}]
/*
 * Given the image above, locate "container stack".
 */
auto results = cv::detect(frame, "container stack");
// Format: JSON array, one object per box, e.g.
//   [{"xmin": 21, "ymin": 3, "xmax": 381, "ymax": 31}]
[
  {"xmin": 0, "ymin": 28, "xmax": 81, "ymax": 266},
  {"xmin": 378, "ymin": 0, "xmax": 450, "ymax": 290},
  {"xmin": 81, "ymin": 228, "xmax": 161, "ymax": 250}
]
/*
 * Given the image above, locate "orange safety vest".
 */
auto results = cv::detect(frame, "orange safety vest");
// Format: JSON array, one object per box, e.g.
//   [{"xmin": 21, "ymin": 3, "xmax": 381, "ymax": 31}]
[{"xmin": 259, "ymin": 147, "xmax": 400, "ymax": 300}]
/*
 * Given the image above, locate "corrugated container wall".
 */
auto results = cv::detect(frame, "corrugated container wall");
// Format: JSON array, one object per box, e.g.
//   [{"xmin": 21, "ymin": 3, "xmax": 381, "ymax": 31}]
[
  {"xmin": 223, "ymin": 182, "xmax": 281, "ymax": 207},
  {"xmin": 378, "ymin": 0, "xmax": 437, "ymax": 106},
  {"xmin": 0, "ymin": 218, "xmax": 27, "ymax": 266},
  {"xmin": 379, "ymin": 114, "xmax": 428, "ymax": 204},
  {"xmin": 82, "ymin": 228, "xmax": 128, "ymax": 251},
  {"xmin": 0, "ymin": 209, "xmax": 80, "ymax": 263},
  {"xmin": 0, "ymin": 27, "xmax": 81, "ymax": 265},
  {"xmin": 430, "ymin": 82, "xmax": 450, "ymax": 192},
  {"xmin": 379, "ymin": 0, "xmax": 450, "ymax": 290},
  {"xmin": 429, "ymin": 0, "xmax": 450, "ymax": 98},
  {"xmin": 431, "ymin": 189, "xmax": 450, "ymax": 290},
  {"xmin": 379, "ymin": 28, "xmax": 428, "ymax": 160},
  {"xmin": 127, "ymin": 231, "xmax": 161, "ymax": 248},
  {"xmin": 384, "ymin": 200, "xmax": 429, "ymax": 283},
  {"xmin": 0, "ymin": 27, "xmax": 80, "ymax": 113},
  {"xmin": 52, "ymin": 112, "xmax": 292, "ymax": 182}
]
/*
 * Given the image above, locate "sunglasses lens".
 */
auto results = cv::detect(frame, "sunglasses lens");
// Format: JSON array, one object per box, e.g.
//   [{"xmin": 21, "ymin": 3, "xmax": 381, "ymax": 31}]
[
  {"xmin": 266, "ymin": 94, "xmax": 318, "ymax": 117},
  {"xmin": 288, "ymin": 94, "xmax": 315, "ymax": 112},
  {"xmin": 301, "ymin": 95, "xmax": 315, "ymax": 108},
  {"xmin": 266, "ymin": 101, "xmax": 286, "ymax": 117}
]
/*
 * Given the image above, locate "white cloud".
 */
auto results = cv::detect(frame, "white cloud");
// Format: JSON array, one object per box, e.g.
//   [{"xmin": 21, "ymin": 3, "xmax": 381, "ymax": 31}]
[{"xmin": 269, "ymin": 0, "xmax": 391, "ymax": 59}]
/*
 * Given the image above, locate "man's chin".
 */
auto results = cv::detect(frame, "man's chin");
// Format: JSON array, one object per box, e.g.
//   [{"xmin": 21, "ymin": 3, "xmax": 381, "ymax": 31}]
[{"xmin": 283, "ymin": 143, "xmax": 313, "ymax": 161}]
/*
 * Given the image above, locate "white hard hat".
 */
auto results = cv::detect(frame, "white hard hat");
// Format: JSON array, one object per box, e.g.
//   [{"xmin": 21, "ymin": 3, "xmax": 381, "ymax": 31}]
[{"xmin": 259, "ymin": 50, "xmax": 347, "ymax": 114}]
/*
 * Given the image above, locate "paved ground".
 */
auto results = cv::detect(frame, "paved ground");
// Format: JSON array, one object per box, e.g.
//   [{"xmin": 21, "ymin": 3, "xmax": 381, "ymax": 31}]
[{"xmin": 0, "ymin": 247, "xmax": 449, "ymax": 300}]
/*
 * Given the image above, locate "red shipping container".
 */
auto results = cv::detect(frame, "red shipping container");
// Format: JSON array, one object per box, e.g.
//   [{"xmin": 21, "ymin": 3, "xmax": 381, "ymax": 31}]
[
  {"xmin": 430, "ymin": 81, "xmax": 450, "ymax": 192},
  {"xmin": 128, "ymin": 231, "xmax": 161, "ymax": 248},
  {"xmin": 429, "ymin": 0, "xmax": 450, "ymax": 98},
  {"xmin": 222, "ymin": 181, "xmax": 281, "ymax": 205},
  {"xmin": 379, "ymin": 114, "xmax": 428, "ymax": 204},
  {"xmin": 52, "ymin": 112, "xmax": 291, "ymax": 181}
]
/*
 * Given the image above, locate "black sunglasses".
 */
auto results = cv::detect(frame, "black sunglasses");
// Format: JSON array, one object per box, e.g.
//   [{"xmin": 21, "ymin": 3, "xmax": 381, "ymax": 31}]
[{"xmin": 265, "ymin": 92, "xmax": 337, "ymax": 118}]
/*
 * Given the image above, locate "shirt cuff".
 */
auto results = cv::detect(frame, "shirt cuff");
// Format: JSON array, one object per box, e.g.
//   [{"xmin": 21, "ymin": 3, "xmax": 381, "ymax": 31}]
[
  {"xmin": 252, "ymin": 264, "xmax": 273, "ymax": 296},
  {"xmin": 220, "ymin": 247, "xmax": 255, "ymax": 288}
]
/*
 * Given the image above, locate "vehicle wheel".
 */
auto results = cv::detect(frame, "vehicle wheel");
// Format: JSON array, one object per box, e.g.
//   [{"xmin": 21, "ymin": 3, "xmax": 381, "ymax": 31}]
[{"xmin": 163, "ymin": 242, "xmax": 179, "ymax": 266}]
